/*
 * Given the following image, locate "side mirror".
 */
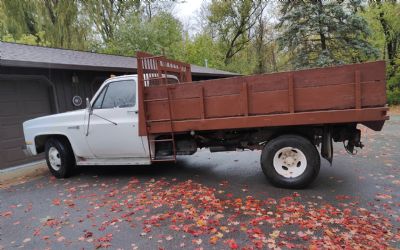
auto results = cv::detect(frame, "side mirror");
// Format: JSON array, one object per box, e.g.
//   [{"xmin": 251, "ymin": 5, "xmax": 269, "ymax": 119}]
[{"xmin": 86, "ymin": 97, "xmax": 92, "ymax": 111}]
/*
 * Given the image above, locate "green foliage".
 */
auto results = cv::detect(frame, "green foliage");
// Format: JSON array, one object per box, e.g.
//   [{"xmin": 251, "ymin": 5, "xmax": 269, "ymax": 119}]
[
  {"xmin": 179, "ymin": 33, "xmax": 225, "ymax": 70},
  {"xmin": 81, "ymin": 0, "xmax": 140, "ymax": 44},
  {"xmin": 0, "ymin": 3, "xmax": 6, "ymax": 36},
  {"xmin": 0, "ymin": 0, "xmax": 89, "ymax": 49},
  {"xmin": 387, "ymin": 86, "xmax": 400, "ymax": 105},
  {"xmin": 104, "ymin": 12, "xmax": 183, "ymax": 58},
  {"xmin": 2, "ymin": 31, "xmax": 49, "ymax": 46},
  {"xmin": 39, "ymin": 0, "xmax": 89, "ymax": 50},
  {"xmin": 362, "ymin": 2, "xmax": 400, "ymax": 64},
  {"xmin": 277, "ymin": 0, "xmax": 379, "ymax": 69},
  {"xmin": 362, "ymin": 1, "xmax": 400, "ymax": 103},
  {"xmin": 0, "ymin": 0, "xmax": 38, "ymax": 38},
  {"xmin": 387, "ymin": 57, "xmax": 400, "ymax": 105}
]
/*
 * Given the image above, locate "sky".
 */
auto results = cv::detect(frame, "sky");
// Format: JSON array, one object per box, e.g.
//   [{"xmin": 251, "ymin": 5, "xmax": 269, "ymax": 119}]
[
  {"xmin": 173, "ymin": 0, "xmax": 206, "ymax": 35},
  {"xmin": 174, "ymin": 0, "xmax": 203, "ymax": 20}
]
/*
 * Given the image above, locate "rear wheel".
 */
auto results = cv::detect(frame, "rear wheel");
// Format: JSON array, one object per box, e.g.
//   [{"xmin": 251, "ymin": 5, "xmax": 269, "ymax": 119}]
[
  {"xmin": 45, "ymin": 137, "xmax": 76, "ymax": 178},
  {"xmin": 261, "ymin": 134, "xmax": 320, "ymax": 188}
]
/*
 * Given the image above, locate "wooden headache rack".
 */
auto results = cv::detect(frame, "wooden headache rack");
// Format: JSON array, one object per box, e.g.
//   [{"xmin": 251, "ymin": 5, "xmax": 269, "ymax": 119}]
[{"xmin": 137, "ymin": 51, "xmax": 192, "ymax": 162}]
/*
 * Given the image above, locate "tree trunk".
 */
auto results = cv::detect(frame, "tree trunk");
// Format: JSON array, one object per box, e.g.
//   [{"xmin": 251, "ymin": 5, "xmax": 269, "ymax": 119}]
[
  {"xmin": 271, "ymin": 45, "xmax": 277, "ymax": 72},
  {"xmin": 255, "ymin": 16, "xmax": 265, "ymax": 74},
  {"xmin": 376, "ymin": 0, "xmax": 398, "ymax": 77},
  {"xmin": 317, "ymin": 0, "xmax": 327, "ymax": 51}
]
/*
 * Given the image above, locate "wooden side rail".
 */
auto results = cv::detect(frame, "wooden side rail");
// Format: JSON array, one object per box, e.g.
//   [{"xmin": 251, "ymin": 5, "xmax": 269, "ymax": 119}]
[{"xmin": 137, "ymin": 52, "xmax": 386, "ymax": 136}]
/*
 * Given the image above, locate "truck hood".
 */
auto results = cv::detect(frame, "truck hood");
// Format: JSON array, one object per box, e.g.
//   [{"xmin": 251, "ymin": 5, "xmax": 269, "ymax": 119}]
[{"xmin": 23, "ymin": 109, "xmax": 86, "ymax": 129}]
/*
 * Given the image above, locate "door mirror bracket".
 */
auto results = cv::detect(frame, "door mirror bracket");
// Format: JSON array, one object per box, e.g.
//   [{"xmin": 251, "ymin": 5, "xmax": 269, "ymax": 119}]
[
  {"xmin": 86, "ymin": 97, "xmax": 92, "ymax": 136},
  {"xmin": 86, "ymin": 97, "xmax": 92, "ymax": 113}
]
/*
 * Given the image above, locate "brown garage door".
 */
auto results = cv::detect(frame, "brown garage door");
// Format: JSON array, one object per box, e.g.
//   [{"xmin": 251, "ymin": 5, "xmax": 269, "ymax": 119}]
[{"xmin": 0, "ymin": 77, "xmax": 53, "ymax": 169}]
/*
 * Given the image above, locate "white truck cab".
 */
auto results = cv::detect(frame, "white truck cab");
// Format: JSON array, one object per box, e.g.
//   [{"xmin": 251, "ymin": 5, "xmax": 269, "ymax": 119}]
[{"xmin": 23, "ymin": 74, "xmax": 168, "ymax": 177}]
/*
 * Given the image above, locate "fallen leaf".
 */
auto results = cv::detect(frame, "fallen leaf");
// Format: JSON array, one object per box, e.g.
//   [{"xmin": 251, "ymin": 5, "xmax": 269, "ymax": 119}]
[
  {"xmin": 22, "ymin": 238, "xmax": 31, "ymax": 243},
  {"xmin": 52, "ymin": 198, "xmax": 61, "ymax": 206},
  {"xmin": 192, "ymin": 238, "xmax": 202, "ymax": 245},
  {"xmin": 376, "ymin": 193, "xmax": 392, "ymax": 200},
  {"xmin": 209, "ymin": 236, "xmax": 218, "ymax": 244},
  {"xmin": 225, "ymin": 239, "xmax": 238, "ymax": 249}
]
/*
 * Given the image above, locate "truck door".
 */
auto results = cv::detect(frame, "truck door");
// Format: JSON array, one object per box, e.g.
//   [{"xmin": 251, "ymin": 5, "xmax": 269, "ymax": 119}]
[{"xmin": 85, "ymin": 79, "xmax": 148, "ymax": 158}]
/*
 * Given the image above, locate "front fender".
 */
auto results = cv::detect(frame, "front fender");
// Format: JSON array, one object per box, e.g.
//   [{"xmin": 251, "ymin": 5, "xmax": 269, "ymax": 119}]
[
  {"xmin": 32, "ymin": 131, "xmax": 94, "ymax": 158},
  {"xmin": 23, "ymin": 109, "xmax": 93, "ymax": 158}
]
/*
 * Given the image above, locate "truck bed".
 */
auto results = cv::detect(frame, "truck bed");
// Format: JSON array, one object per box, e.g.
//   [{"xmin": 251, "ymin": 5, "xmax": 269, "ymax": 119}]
[{"xmin": 137, "ymin": 52, "xmax": 388, "ymax": 136}]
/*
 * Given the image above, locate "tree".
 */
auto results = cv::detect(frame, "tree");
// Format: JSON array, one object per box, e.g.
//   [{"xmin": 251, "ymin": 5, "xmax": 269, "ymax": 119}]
[
  {"xmin": 362, "ymin": 1, "xmax": 400, "ymax": 104},
  {"xmin": 40, "ymin": 0, "xmax": 89, "ymax": 49},
  {"xmin": 80, "ymin": 0, "xmax": 140, "ymax": 45},
  {"xmin": 0, "ymin": 3, "xmax": 6, "ymax": 37},
  {"xmin": 364, "ymin": 0, "xmax": 400, "ymax": 77},
  {"xmin": 277, "ymin": 0, "xmax": 379, "ymax": 69},
  {"xmin": 181, "ymin": 33, "xmax": 225, "ymax": 69},
  {"xmin": 252, "ymin": 11, "xmax": 281, "ymax": 74},
  {"xmin": 139, "ymin": 0, "xmax": 176, "ymax": 21},
  {"xmin": 1, "ymin": 0, "xmax": 89, "ymax": 49},
  {"xmin": 207, "ymin": 0, "xmax": 268, "ymax": 65},
  {"xmin": 0, "ymin": 0, "xmax": 39, "ymax": 39},
  {"xmin": 105, "ymin": 12, "xmax": 184, "ymax": 59}
]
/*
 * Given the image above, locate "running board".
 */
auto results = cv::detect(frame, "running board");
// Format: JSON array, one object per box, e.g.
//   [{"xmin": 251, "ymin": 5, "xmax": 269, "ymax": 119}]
[{"xmin": 76, "ymin": 157, "xmax": 151, "ymax": 166}]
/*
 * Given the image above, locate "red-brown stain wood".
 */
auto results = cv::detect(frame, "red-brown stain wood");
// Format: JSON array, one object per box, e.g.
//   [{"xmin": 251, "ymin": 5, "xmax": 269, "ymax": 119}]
[{"xmin": 137, "ymin": 52, "xmax": 387, "ymax": 136}]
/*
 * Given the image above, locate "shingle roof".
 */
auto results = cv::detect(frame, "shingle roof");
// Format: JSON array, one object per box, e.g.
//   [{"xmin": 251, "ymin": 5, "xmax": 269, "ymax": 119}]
[{"xmin": 0, "ymin": 42, "xmax": 237, "ymax": 77}]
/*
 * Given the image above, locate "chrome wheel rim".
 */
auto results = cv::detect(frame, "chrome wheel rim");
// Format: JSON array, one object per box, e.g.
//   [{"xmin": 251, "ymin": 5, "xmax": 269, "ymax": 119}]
[
  {"xmin": 48, "ymin": 147, "xmax": 61, "ymax": 171},
  {"xmin": 273, "ymin": 147, "xmax": 307, "ymax": 178}
]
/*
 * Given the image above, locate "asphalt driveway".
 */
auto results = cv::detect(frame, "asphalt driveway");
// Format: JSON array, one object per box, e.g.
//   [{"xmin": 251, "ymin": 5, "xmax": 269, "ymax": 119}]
[{"xmin": 1, "ymin": 116, "xmax": 399, "ymax": 249}]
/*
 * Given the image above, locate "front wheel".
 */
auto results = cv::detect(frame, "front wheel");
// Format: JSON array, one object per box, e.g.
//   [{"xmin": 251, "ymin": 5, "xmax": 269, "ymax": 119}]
[
  {"xmin": 45, "ymin": 137, "xmax": 76, "ymax": 178},
  {"xmin": 261, "ymin": 134, "xmax": 320, "ymax": 189}
]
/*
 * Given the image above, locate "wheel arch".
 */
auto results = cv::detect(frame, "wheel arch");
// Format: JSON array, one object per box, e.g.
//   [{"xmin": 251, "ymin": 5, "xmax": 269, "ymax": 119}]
[
  {"xmin": 35, "ymin": 134, "xmax": 74, "ymax": 154},
  {"xmin": 267, "ymin": 128, "xmax": 317, "ymax": 146}
]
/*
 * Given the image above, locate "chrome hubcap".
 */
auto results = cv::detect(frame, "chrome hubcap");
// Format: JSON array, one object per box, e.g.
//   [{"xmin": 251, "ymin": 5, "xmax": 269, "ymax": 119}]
[
  {"xmin": 273, "ymin": 147, "xmax": 307, "ymax": 178},
  {"xmin": 48, "ymin": 147, "xmax": 61, "ymax": 171}
]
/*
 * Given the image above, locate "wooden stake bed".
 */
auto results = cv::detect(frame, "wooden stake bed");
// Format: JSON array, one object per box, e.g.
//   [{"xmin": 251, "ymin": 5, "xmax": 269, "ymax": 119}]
[{"xmin": 137, "ymin": 52, "xmax": 388, "ymax": 137}]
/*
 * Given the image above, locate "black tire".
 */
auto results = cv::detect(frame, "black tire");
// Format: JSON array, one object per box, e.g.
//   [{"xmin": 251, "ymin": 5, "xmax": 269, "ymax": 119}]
[
  {"xmin": 45, "ymin": 137, "xmax": 76, "ymax": 178},
  {"xmin": 260, "ymin": 134, "xmax": 320, "ymax": 189}
]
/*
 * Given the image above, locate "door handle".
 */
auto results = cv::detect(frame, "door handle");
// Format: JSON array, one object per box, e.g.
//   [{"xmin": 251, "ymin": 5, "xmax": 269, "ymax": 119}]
[{"xmin": 127, "ymin": 110, "xmax": 138, "ymax": 114}]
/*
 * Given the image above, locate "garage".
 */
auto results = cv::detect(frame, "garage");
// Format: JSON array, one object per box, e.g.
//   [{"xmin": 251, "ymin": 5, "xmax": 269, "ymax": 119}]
[{"xmin": 0, "ymin": 76, "xmax": 54, "ymax": 169}]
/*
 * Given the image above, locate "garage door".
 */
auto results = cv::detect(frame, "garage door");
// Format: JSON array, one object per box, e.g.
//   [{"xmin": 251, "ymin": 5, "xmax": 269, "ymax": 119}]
[{"xmin": 0, "ymin": 77, "xmax": 53, "ymax": 169}]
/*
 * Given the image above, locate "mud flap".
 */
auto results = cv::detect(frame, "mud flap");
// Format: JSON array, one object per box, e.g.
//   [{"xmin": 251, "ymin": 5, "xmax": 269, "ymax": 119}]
[{"xmin": 321, "ymin": 127, "xmax": 333, "ymax": 164}]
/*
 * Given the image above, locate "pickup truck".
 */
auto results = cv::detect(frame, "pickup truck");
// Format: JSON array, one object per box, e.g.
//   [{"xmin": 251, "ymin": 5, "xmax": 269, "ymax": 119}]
[{"xmin": 22, "ymin": 52, "xmax": 389, "ymax": 188}]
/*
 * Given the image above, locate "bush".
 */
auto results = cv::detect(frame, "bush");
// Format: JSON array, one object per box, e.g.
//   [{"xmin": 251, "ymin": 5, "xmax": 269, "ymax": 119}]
[
  {"xmin": 386, "ymin": 68, "xmax": 400, "ymax": 105},
  {"xmin": 387, "ymin": 70, "xmax": 400, "ymax": 105},
  {"xmin": 388, "ymin": 88, "xmax": 400, "ymax": 105}
]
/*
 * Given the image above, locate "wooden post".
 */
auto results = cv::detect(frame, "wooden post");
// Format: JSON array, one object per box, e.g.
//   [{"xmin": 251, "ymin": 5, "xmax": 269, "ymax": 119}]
[
  {"xmin": 186, "ymin": 65, "xmax": 192, "ymax": 82},
  {"xmin": 199, "ymin": 85, "xmax": 205, "ymax": 119},
  {"xmin": 355, "ymin": 70, "xmax": 361, "ymax": 109},
  {"xmin": 288, "ymin": 74, "xmax": 295, "ymax": 113},
  {"xmin": 242, "ymin": 82, "xmax": 249, "ymax": 116},
  {"xmin": 137, "ymin": 54, "xmax": 147, "ymax": 136}
]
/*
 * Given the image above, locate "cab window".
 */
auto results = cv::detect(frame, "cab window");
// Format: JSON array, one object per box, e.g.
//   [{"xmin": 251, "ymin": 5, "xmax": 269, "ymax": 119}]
[{"xmin": 93, "ymin": 80, "xmax": 136, "ymax": 109}]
